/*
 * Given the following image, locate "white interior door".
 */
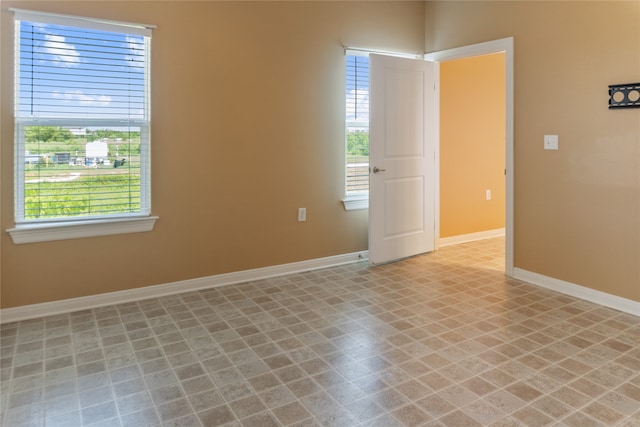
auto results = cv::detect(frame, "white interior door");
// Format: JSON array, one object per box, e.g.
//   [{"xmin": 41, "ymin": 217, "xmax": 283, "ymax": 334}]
[{"xmin": 369, "ymin": 54, "xmax": 437, "ymax": 265}]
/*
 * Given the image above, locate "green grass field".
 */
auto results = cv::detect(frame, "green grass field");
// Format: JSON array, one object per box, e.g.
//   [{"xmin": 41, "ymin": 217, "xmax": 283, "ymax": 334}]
[{"xmin": 25, "ymin": 173, "xmax": 141, "ymax": 219}]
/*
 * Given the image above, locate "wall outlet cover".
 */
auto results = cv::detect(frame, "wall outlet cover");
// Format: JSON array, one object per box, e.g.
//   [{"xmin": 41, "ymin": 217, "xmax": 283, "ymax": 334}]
[{"xmin": 544, "ymin": 135, "xmax": 558, "ymax": 150}]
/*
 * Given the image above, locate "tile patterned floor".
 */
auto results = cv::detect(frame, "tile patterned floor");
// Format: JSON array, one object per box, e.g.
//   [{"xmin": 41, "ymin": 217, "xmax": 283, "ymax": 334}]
[{"xmin": 1, "ymin": 238, "xmax": 639, "ymax": 426}]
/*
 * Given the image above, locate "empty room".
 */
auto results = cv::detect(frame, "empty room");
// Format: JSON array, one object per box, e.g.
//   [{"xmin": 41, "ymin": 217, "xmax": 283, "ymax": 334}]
[{"xmin": 1, "ymin": 1, "xmax": 638, "ymax": 426}]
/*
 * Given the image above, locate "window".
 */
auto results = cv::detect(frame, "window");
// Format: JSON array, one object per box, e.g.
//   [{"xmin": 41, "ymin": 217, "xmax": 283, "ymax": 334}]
[
  {"xmin": 342, "ymin": 49, "xmax": 422, "ymax": 211},
  {"xmin": 343, "ymin": 51, "xmax": 370, "ymax": 210},
  {"xmin": 8, "ymin": 9, "xmax": 157, "ymax": 243}
]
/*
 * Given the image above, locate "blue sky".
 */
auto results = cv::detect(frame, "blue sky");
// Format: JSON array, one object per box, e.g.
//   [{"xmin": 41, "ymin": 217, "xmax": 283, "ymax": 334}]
[
  {"xmin": 345, "ymin": 55, "xmax": 369, "ymax": 127},
  {"xmin": 17, "ymin": 20, "xmax": 146, "ymax": 120}
]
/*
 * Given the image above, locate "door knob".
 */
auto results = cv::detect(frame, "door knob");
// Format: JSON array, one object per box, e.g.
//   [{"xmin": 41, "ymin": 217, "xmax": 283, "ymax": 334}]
[{"xmin": 372, "ymin": 166, "xmax": 386, "ymax": 173}]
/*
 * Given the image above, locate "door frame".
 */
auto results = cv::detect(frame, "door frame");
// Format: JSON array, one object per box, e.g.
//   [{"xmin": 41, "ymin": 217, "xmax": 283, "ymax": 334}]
[{"xmin": 425, "ymin": 37, "xmax": 514, "ymax": 277}]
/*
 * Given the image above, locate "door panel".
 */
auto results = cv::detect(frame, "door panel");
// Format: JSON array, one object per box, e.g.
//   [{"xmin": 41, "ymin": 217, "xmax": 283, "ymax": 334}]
[
  {"xmin": 385, "ymin": 69, "xmax": 425, "ymax": 158},
  {"xmin": 384, "ymin": 177, "xmax": 424, "ymax": 237},
  {"xmin": 369, "ymin": 54, "xmax": 436, "ymax": 265}
]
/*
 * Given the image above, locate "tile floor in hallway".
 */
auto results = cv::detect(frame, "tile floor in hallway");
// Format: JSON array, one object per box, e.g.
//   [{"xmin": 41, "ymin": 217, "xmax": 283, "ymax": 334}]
[{"xmin": 1, "ymin": 238, "xmax": 639, "ymax": 427}]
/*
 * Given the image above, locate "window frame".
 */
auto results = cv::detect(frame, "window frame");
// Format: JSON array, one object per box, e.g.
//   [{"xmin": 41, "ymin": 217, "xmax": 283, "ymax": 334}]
[
  {"xmin": 342, "ymin": 48, "xmax": 421, "ymax": 211},
  {"xmin": 7, "ymin": 9, "xmax": 158, "ymax": 244},
  {"xmin": 343, "ymin": 50, "xmax": 370, "ymax": 211}
]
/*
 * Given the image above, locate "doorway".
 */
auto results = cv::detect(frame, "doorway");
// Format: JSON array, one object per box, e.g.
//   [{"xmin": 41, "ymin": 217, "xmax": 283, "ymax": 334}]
[
  {"xmin": 439, "ymin": 53, "xmax": 506, "ymax": 244},
  {"xmin": 426, "ymin": 38, "xmax": 514, "ymax": 276}
]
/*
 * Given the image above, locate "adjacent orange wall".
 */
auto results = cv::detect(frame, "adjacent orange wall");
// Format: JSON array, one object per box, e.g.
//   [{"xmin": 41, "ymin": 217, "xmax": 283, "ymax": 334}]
[
  {"xmin": 0, "ymin": 1, "xmax": 426, "ymax": 308},
  {"xmin": 426, "ymin": 1, "xmax": 640, "ymax": 302},
  {"xmin": 440, "ymin": 53, "xmax": 505, "ymax": 238}
]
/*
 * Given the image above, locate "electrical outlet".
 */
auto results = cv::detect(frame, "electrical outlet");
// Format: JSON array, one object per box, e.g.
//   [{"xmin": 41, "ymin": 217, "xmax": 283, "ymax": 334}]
[
  {"xmin": 544, "ymin": 135, "xmax": 558, "ymax": 150},
  {"xmin": 486, "ymin": 189, "xmax": 491, "ymax": 200},
  {"xmin": 298, "ymin": 208, "xmax": 306, "ymax": 222}
]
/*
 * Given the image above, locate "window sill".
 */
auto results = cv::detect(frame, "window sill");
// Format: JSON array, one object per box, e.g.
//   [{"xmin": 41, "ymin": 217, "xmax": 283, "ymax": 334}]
[
  {"xmin": 6, "ymin": 216, "xmax": 159, "ymax": 244},
  {"xmin": 342, "ymin": 194, "xmax": 369, "ymax": 211}
]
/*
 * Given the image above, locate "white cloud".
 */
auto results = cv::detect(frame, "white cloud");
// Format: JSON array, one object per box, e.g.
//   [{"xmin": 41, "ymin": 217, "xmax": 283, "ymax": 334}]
[
  {"xmin": 43, "ymin": 34, "xmax": 80, "ymax": 67},
  {"xmin": 346, "ymin": 88, "xmax": 369, "ymax": 123},
  {"xmin": 125, "ymin": 35, "xmax": 145, "ymax": 68},
  {"xmin": 53, "ymin": 90, "xmax": 112, "ymax": 107}
]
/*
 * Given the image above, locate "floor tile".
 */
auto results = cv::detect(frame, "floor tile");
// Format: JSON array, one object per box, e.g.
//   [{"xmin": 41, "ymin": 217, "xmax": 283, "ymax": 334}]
[{"xmin": 1, "ymin": 238, "xmax": 638, "ymax": 426}]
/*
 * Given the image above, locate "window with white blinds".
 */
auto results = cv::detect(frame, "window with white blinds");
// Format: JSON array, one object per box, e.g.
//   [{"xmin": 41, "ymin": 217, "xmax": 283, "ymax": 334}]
[
  {"xmin": 345, "ymin": 52, "xmax": 370, "ymax": 195},
  {"xmin": 13, "ymin": 10, "xmax": 153, "ymax": 224},
  {"xmin": 343, "ymin": 49, "xmax": 422, "ymax": 208}
]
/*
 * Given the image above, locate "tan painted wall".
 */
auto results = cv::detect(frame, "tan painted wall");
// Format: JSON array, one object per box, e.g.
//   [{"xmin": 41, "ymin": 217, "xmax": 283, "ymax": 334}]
[
  {"xmin": 427, "ymin": 1, "xmax": 640, "ymax": 302},
  {"xmin": 0, "ymin": 1, "xmax": 426, "ymax": 308},
  {"xmin": 440, "ymin": 53, "xmax": 506, "ymax": 238}
]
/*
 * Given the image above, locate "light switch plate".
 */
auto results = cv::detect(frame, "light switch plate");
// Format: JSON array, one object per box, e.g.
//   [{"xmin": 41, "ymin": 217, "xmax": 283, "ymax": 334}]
[
  {"xmin": 544, "ymin": 135, "xmax": 558, "ymax": 150},
  {"xmin": 298, "ymin": 208, "xmax": 306, "ymax": 222}
]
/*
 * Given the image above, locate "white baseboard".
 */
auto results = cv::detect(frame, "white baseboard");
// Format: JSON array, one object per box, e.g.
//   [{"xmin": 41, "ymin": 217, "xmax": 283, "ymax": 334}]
[
  {"xmin": 0, "ymin": 251, "xmax": 370, "ymax": 324},
  {"xmin": 513, "ymin": 268, "xmax": 640, "ymax": 317},
  {"xmin": 4, "ymin": 251, "xmax": 637, "ymax": 324},
  {"xmin": 439, "ymin": 228, "xmax": 505, "ymax": 247}
]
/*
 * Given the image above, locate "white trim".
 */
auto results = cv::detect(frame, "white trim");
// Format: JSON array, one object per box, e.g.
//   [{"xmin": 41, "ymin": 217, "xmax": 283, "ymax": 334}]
[
  {"xmin": 425, "ymin": 37, "xmax": 514, "ymax": 277},
  {"xmin": 0, "ymin": 250, "xmax": 370, "ymax": 323},
  {"xmin": 432, "ymin": 61, "xmax": 441, "ymax": 251},
  {"xmin": 513, "ymin": 268, "xmax": 640, "ymax": 317},
  {"xmin": 345, "ymin": 47, "xmax": 422, "ymax": 60},
  {"xmin": 10, "ymin": 8, "xmax": 155, "ymax": 36},
  {"xmin": 6, "ymin": 216, "xmax": 158, "ymax": 244},
  {"xmin": 439, "ymin": 228, "xmax": 505, "ymax": 247},
  {"xmin": 342, "ymin": 194, "xmax": 368, "ymax": 211}
]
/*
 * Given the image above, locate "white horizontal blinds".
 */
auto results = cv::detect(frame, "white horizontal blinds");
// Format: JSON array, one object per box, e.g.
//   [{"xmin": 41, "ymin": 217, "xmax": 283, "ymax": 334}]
[
  {"xmin": 14, "ymin": 11, "xmax": 151, "ymax": 222},
  {"xmin": 16, "ymin": 16, "xmax": 148, "ymax": 120},
  {"xmin": 345, "ymin": 52, "xmax": 370, "ymax": 194}
]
